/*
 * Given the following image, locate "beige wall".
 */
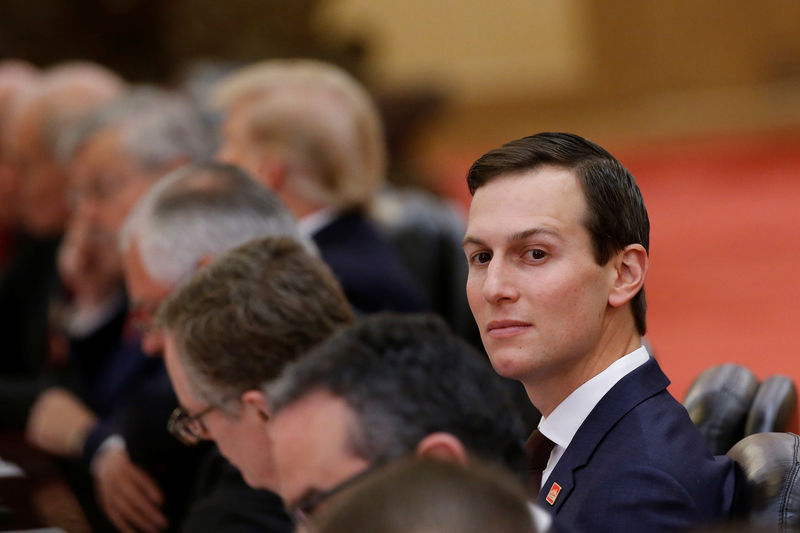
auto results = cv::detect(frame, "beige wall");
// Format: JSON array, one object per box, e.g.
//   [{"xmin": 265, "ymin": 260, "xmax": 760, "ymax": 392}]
[
  {"xmin": 315, "ymin": 0, "xmax": 591, "ymax": 102},
  {"xmin": 316, "ymin": 1, "xmax": 800, "ymax": 147}
]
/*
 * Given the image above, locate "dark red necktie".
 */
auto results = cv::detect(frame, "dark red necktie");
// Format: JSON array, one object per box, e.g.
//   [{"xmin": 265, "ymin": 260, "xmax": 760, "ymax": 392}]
[{"xmin": 525, "ymin": 429, "xmax": 556, "ymax": 496}]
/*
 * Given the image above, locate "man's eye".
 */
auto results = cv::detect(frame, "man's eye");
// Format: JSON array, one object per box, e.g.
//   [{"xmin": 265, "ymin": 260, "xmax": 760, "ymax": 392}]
[
  {"xmin": 471, "ymin": 251, "xmax": 492, "ymax": 265},
  {"xmin": 527, "ymin": 249, "xmax": 547, "ymax": 260}
]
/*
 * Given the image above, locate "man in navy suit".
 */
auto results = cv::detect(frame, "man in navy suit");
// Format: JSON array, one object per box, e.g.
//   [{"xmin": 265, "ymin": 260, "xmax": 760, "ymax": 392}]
[{"xmin": 462, "ymin": 132, "xmax": 739, "ymax": 532}]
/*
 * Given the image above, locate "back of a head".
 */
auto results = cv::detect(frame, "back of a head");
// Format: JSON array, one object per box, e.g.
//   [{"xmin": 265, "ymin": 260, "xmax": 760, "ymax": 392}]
[
  {"xmin": 58, "ymin": 86, "xmax": 211, "ymax": 172},
  {"xmin": 312, "ymin": 457, "xmax": 539, "ymax": 533},
  {"xmin": 213, "ymin": 59, "xmax": 386, "ymax": 208},
  {"xmin": 267, "ymin": 313, "xmax": 526, "ymax": 473},
  {"xmin": 120, "ymin": 161, "xmax": 307, "ymax": 288},
  {"xmin": 156, "ymin": 235, "xmax": 354, "ymax": 410}
]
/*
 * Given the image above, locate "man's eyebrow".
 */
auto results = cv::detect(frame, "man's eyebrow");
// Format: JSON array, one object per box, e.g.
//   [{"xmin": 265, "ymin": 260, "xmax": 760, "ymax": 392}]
[
  {"xmin": 508, "ymin": 227, "xmax": 561, "ymax": 243},
  {"xmin": 461, "ymin": 235, "xmax": 486, "ymax": 249},
  {"xmin": 462, "ymin": 227, "xmax": 561, "ymax": 249}
]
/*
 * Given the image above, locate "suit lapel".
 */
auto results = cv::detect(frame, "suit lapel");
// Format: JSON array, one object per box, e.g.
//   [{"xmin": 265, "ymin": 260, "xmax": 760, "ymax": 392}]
[{"xmin": 536, "ymin": 357, "xmax": 671, "ymax": 513}]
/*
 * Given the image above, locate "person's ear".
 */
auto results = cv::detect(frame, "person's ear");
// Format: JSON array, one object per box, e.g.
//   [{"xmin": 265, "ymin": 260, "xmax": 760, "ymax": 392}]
[
  {"xmin": 608, "ymin": 244, "xmax": 648, "ymax": 308},
  {"xmin": 196, "ymin": 254, "xmax": 215, "ymax": 269},
  {"xmin": 415, "ymin": 432, "xmax": 468, "ymax": 465},
  {"xmin": 241, "ymin": 390, "xmax": 270, "ymax": 423},
  {"xmin": 254, "ymin": 155, "xmax": 287, "ymax": 192}
]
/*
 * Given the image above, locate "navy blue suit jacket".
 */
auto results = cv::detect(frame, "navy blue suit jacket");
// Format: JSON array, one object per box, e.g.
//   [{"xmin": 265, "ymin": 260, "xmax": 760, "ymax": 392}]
[
  {"xmin": 537, "ymin": 357, "xmax": 739, "ymax": 533},
  {"xmin": 312, "ymin": 210, "xmax": 428, "ymax": 314}
]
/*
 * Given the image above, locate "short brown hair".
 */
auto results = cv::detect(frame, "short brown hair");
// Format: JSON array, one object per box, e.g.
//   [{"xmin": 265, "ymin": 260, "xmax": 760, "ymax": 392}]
[
  {"xmin": 467, "ymin": 132, "xmax": 650, "ymax": 335},
  {"xmin": 156, "ymin": 236, "xmax": 354, "ymax": 411},
  {"xmin": 312, "ymin": 457, "xmax": 540, "ymax": 533}
]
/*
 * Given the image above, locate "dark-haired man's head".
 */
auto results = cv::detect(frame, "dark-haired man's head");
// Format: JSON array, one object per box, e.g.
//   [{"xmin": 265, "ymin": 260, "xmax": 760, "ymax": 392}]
[
  {"xmin": 156, "ymin": 236, "xmax": 353, "ymax": 489},
  {"xmin": 463, "ymin": 132, "xmax": 650, "ymax": 416},
  {"xmin": 265, "ymin": 313, "xmax": 526, "ymax": 520}
]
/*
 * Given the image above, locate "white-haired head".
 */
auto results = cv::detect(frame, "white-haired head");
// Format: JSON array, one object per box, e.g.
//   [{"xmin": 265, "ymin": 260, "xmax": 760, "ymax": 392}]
[{"xmin": 119, "ymin": 161, "xmax": 312, "ymax": 288}]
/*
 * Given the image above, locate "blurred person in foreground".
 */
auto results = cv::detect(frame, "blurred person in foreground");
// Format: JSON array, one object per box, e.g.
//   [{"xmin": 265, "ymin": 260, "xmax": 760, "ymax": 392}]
[
  {"xmin": 155, "ymin": 235, "xmax": 352, "ymax": 491},
  {"xmin": 212, "ymin": 59, "xmax": 427, "ymax": 314},
  {"xmin": 462, "ymin": 132, "xmax": 739, "ymax": 532},
  {"xmin": 0, "ymin": 62, "xmax": 123, "ymax": 378},
  {"xmin": 311, "ymin": 457, "xmax": 541, "ymax": 533},
  {"xmin": 99, "ymin": 161, "xmax": 304, "ymax": 533},
  {"xmin": 263, "ymin": 313, "xmax": 548, "ymax": 529}
]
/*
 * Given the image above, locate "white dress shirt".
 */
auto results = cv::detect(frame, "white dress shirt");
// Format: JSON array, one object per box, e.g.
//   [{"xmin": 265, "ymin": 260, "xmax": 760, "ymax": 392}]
[{"xmin": 537, "ymin": 345, "xmax": 651, "ymax": 489}]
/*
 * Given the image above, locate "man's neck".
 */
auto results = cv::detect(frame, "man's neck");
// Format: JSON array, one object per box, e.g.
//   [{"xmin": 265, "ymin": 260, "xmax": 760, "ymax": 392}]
[{"xmin": 524, "ymin": 322, "xmax": 642, "ymax": 417}]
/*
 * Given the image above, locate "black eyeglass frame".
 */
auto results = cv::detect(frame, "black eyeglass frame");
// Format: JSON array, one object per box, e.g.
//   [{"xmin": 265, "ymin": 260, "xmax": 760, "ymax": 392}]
[
  {"xmin": 167, "ymin": 404, "xmax": 216, "ymax": 446},
  {"xmin": 289, "ymin": 461, "xmax": 386, "ymax": 524}
]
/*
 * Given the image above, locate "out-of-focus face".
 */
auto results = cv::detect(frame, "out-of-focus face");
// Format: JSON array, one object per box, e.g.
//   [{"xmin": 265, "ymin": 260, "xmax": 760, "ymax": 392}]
[
  {"xmin": 0, "ymin": 69, "xmax": 36, "ymax": 226},
  {"xmin": 0, "ymin": 146, "xmax": 22, "ymax": 226},
  {"xmin": 463, "ymin": 167, "xmax": 615, "ymax": 388},
  {"xmin": 163, "ymin": 333, "xmax": 278, "ymax": 489},
  {"xmin": 70, "ymin": 128, "xmax": 157, "ymax": 239},
  {"xmin": 122, "ymin": 238, "xmax": 172, "ymax": 355},
  {"xmin": 8, "ymin": 102, "xmax": 72, "ymax": 236},
  {"xmin": 269, "ymin": 389, "xmax": 370, "ymax": 519}
]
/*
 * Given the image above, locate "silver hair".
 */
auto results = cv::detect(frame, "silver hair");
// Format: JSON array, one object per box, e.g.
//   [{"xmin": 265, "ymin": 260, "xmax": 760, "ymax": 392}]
[
  {"xmin": 35, "ymin": 62, "xmax": 124, "ymax": 157},
  {"xmin": 57, "ymin": 86, "xmax": 210, "ymax": 169},
  {"xmin": 119, "ymin": 161, "xmax": 313, "ymax": 288}
]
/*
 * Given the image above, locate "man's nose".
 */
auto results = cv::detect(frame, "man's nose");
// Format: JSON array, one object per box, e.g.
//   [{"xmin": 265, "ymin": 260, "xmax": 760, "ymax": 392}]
[{"xmin": 481, "ymin": 259, "xmax": 520, "ymax": 304}]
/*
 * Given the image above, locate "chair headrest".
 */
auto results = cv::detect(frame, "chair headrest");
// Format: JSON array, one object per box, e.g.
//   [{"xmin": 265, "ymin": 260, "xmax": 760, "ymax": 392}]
[
  {"xmin": 684, "ymin": 364, "xmax": 759, "ymax": 454},
  {"xmin": 727, "ymin": 432, "xmax": 800, "ymax": 529}
]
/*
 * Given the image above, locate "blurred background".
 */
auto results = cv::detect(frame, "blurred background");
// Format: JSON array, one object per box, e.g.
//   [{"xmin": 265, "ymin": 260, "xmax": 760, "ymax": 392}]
[{"xmin": 3, "ymin": 0, "xmax": 800, "ymax": 397}]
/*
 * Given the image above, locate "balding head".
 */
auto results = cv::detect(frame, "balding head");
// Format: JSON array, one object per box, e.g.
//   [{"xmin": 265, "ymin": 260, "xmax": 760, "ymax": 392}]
[{"xmin": 6, "ymin": 61, "xmax": 124, "ymax": 236}]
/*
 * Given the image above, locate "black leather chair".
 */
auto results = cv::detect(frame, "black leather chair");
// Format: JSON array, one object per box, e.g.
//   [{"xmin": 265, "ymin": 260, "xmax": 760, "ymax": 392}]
[
  {"xmin": 684, "ymin": 364, "xmax": 760, "ymax": 454},
  {"xmin": 727, "ymin": 432, "xmax": 800, "ymax": 530},
  {"xmin": 746, "ymin": 376, "xmax": 798, "ymax": 437}
]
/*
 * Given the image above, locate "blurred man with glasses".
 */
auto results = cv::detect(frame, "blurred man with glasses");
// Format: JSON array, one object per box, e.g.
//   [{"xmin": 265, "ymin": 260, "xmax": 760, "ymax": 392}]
[{"xmin": 156, "ymin": 236, "xmax": 353, "ymax": 490}]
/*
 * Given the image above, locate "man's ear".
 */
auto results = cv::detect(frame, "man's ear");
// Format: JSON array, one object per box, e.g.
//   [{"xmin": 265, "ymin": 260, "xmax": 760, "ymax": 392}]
[
  {"xmin": 415, "ymin": 432, "xmax": 468, "ymax": 465},
  {"xmin": 608, "ymin": 243, "xmax": 648, "ymax": 308},
  {"xmin": 241, "ymin": 390, "xmax": 270, "ymax": 423},
  {"xmin": 196, "ymin": 254, "xmax": 215, "ymax": 269},
  {"xmin": 253, "ymin": 155, "xmax": 287, "ymax": 192}
]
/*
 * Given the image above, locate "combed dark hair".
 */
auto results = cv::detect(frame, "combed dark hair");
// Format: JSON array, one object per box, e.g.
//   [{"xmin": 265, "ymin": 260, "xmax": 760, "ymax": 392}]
[
  {"xmin": 267, "ymin": 313, "xmax": 526, "ymax": 474},
  {"xmin": 467, "ymin": 132, "xmax": 650, "ymax": 335},
  {"xmin": 156, "ymin": 236, "xmax": 354, "ymax": 410}
]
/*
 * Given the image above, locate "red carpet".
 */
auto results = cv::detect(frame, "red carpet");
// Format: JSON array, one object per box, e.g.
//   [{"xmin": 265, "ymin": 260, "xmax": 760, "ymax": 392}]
[{"xmin": 429, "ymin": 131, "xmax": 800, "ymax": 403}]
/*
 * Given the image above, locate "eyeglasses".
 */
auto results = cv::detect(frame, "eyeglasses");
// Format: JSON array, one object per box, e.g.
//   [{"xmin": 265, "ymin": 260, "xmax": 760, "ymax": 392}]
[
  {"xmin": 167, "ymin": 405, "xmax": 216, "ymax": 446},
  {"xmin": 289, "ymin": 462, "xmax": 384, "ymax": 525}
]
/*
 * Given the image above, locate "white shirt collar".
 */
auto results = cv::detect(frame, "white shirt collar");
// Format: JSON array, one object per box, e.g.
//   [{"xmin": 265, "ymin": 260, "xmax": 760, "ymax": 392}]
[
  {"xmin": 298, "ymin": 206, "xmax": 339, "ymax": 238},
  {"xmin": 536, "ymin": 345, "xmax": 650, "ymax": 487}
]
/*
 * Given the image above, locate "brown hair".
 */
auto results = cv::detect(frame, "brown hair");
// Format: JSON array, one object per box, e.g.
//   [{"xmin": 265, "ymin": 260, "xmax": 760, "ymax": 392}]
[
  {"xmin": 312, "ymin": 457, "xmax": 540, "ymax": 533},
  {"xmin": 156, "ymin": 235, "xmax": 354, "ymax": 411}
]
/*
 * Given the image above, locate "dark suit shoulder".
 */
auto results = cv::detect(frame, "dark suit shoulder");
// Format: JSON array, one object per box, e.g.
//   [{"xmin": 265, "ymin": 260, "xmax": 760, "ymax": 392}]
[
  {"xmin": 544, "ymin": 359, "xmax": 738, "ymax": 533},
  {"xmin": 312, "ymin": 211, "xmax": 429, "ymax": 313},
  {"xmin": 182, "ymin": 449, "xmax": 292, "ymax": 533}
]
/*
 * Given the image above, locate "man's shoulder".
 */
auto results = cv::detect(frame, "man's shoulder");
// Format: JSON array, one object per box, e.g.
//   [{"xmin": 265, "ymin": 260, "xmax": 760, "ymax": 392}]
[
  {"xmin": 183, "ymin": 450, "xmax": 292, "ymax": 533},
  {"xmin": 548, "ymin": 364, "xmax": 738, "ymax": 532}
]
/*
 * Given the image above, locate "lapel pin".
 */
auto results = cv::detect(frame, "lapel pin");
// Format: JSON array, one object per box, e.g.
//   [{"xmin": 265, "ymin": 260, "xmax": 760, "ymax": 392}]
[{"xmin": 545, "ymin": 482, "xmax": 561, "ymax": 505}]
